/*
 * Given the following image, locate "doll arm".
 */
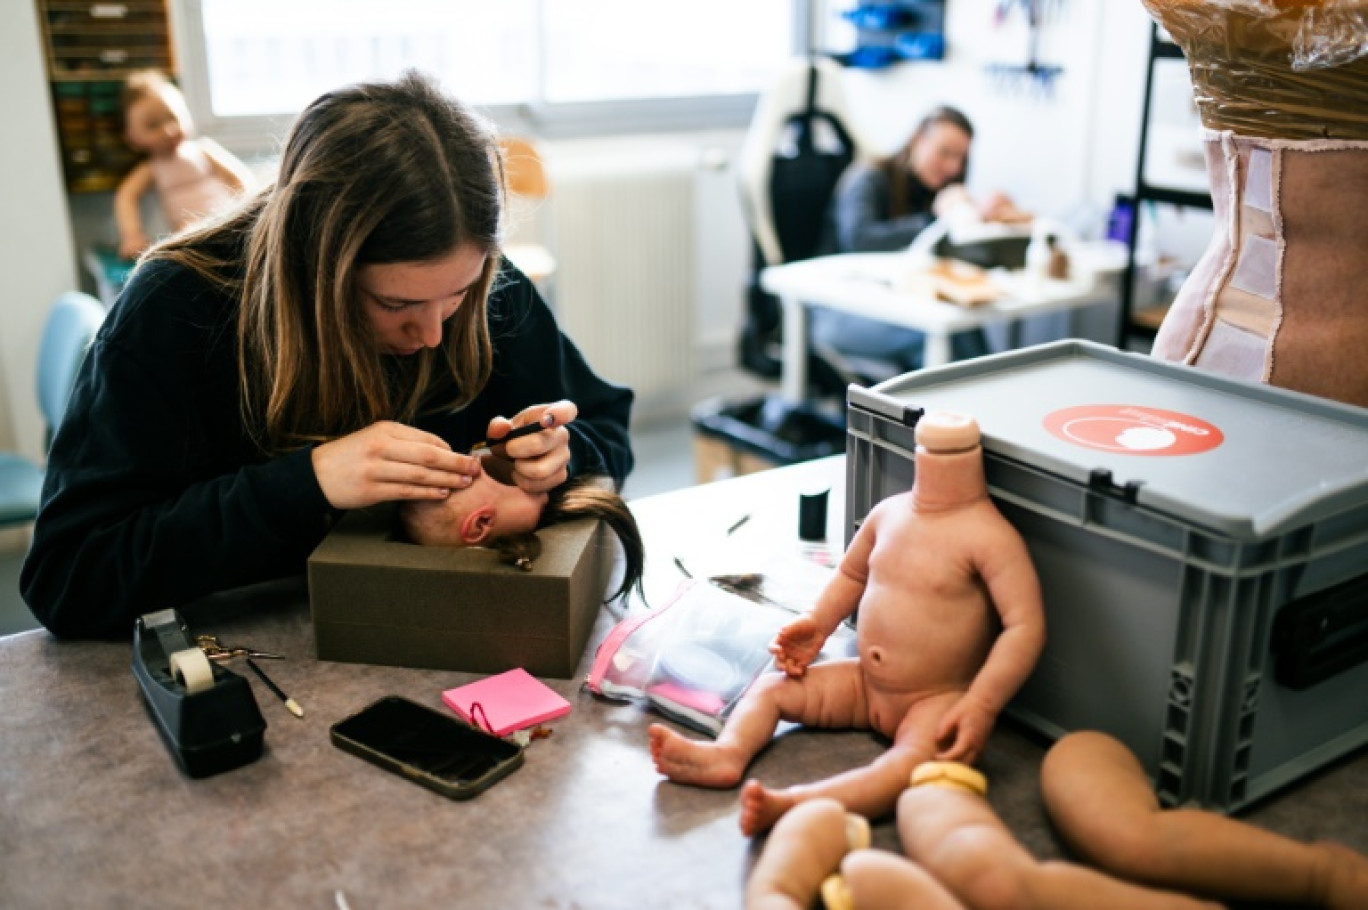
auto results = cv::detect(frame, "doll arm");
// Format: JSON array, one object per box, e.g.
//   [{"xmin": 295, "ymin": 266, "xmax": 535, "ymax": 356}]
[
  {"xmin": 114, "ymin": 162, "xmax": 154, "ymax": 259},
  {"xmin": 200, "ymin": 137, "xmax": 254, "ymax": 195},
  {"xmin": 770, "ymin": 514, "xmax": 876, "ymax": 676},
  {"xmin": 935, "ymin": 523, "xmax": 1045, "ymax": 762}
]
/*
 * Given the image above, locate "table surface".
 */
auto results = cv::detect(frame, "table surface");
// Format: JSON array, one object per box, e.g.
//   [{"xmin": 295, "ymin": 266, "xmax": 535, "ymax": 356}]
[
  {"xmin": 2, "ymin": 457, "xmax": 1365, "ymax": 910},
  {"xmin": 760, "ymin": 251, "xmax": 1112, "ymax": 334},
  {"xmin": 759, "ymin": 249, "xmax": 1121, "ymax": 402}
]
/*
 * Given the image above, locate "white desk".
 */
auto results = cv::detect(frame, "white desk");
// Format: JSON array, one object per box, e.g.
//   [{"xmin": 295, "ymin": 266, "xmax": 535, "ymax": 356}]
[{"xmin": 760, "ymin": 251, "xmax": 1118, "ymax": 402}]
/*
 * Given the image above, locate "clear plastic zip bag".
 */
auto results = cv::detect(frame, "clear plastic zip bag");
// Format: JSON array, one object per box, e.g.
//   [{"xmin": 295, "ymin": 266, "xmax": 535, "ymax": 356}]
[{"xmin": 586, "ymin": 579, "xmax": 855, "ymax": 736}]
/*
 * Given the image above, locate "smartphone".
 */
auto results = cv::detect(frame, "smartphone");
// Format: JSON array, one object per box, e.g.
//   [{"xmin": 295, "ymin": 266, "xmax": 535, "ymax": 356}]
[{"xmin": 330, "ymin": 695, "xmax": 523, "ymax": 800}]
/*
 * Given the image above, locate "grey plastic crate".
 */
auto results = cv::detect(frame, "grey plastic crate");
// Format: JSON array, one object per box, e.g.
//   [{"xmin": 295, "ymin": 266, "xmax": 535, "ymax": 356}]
[{"xmin": 846, "ymin": 340, "xmax": 1368, "ymax": 812}]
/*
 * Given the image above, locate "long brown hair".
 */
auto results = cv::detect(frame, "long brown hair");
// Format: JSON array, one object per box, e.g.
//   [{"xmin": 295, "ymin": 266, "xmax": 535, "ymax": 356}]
[
  {"xmin": 881, "ymin": 105, "xmax": 973, "ymax": 217},
  {"xmin": 534, "ymin": 481, "xmax": 644, "ymax": 604},
  {"xmin": 147, "ymin": 71, "xmax": 506, "ymax": 453}
]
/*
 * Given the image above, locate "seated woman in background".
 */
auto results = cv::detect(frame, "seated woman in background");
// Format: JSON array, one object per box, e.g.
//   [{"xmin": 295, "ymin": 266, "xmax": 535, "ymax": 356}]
[
  {"xmin": 400, "ymin": 453, "xmax": 644, "ymax": 603},
  {"xmin": 813, "ymin": 105, "xmax": 1029, "ymax": 374}
]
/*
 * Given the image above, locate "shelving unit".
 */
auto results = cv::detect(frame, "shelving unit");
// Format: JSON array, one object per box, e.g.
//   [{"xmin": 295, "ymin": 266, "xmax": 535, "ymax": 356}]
[
  {"xmin": 36, "ymin": 0, "xmax": 176, "ymax": 193},
  {"xmin": 1117, "ymin": 23, "xmax": 1212, "ymax": 350},
  {"xmin": 831, "ymin": 0, "xmax": 947, "ymax": 69}
]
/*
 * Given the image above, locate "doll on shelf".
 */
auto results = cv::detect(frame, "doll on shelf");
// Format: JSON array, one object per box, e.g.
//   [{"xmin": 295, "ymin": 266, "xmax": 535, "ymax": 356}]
[
  {"xmin": 114, "ymin": 71, "xmax": 255, "ymax": 260},
  {"xmin": 650, "ymin": 410, "xmax": 1045, "ymax": 836}
]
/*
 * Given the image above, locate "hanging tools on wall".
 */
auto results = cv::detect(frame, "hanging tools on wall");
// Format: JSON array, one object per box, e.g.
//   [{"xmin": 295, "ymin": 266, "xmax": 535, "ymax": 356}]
[{"xmin": 985, "ymin": 0, "xmax": 1065, "ymax": 96}]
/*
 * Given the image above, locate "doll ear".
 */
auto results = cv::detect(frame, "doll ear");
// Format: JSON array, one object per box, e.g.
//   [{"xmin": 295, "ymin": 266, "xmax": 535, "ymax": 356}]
[{"xmin": 459, "ymin": 506, "xmax": 496, "ymax": 545}]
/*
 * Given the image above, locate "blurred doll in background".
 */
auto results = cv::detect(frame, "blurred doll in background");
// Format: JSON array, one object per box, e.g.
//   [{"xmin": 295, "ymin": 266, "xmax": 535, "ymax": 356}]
[{"xmin": 115, "ymin": 71, "xmax": 254, "ymax": 259}]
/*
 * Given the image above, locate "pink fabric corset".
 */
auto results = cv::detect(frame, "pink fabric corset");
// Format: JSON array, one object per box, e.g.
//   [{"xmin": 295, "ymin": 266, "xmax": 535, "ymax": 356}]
[{"xmin": 1153, "ymin": 131, "xmax": 1368, "ymax": 410}]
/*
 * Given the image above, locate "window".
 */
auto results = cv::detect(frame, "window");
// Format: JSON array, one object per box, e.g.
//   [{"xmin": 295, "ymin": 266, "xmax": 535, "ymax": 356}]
[{"xmin": 176, "ymin": 0, "xmax": 807, "ymax": 143}]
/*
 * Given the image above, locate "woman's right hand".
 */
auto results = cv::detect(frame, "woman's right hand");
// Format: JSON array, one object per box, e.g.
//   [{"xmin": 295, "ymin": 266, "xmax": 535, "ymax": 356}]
[{"xmin": 310, "ymin": 420, "xmax": 480, "ymax": 510}]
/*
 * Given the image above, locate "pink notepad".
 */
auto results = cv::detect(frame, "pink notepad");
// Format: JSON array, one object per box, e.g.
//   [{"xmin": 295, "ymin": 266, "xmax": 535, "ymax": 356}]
[{"xmin": 442, "ymin": 668, "xmax": 572, "ymax": 736}]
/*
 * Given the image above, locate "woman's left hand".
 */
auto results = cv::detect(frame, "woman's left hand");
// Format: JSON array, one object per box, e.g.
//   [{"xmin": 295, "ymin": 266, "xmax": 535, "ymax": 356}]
[{"xmin": 483, "ymin": 400, "xmax": 579, "ymax": 495}]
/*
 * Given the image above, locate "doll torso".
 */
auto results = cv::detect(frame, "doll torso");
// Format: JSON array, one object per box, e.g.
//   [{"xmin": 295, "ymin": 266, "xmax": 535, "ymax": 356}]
[{"xmin": 150, "ymin": 141, "xmax": 237, "ymax": 232}]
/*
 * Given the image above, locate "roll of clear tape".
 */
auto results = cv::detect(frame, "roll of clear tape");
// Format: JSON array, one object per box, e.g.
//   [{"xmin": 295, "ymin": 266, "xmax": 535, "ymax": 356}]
[{"xmin": 169, "ymin": 648, "xmax": 215, "ymax": 694}]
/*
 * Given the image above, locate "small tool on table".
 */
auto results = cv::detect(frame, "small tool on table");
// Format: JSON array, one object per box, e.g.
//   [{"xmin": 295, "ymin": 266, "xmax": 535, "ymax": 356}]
[{"xmin": 196, "ymin": 634, "xmax": 303, "ymax": 719}]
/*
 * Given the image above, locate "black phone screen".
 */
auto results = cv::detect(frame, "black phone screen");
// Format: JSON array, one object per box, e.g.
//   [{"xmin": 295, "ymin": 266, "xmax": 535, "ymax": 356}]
[{"xmin": 331, "ymin": 696, "xmax": 522, "ymax": 789}]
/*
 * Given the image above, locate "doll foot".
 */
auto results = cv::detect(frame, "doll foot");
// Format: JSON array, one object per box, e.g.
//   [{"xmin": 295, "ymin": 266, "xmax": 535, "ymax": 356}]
[
  {"xmin": 1316, "ymin": 841, "xmax": 1368, "ymax": 910},
  {"xmin": 648, "ymin": 723, "xmax": 746, "ymax": 788},
  {"xmin": 739, "ymin": 779, "xmax": 799, "ymax": 836}
]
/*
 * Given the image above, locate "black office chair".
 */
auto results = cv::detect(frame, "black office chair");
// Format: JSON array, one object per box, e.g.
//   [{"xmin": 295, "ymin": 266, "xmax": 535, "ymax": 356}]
[{"xmin": 736, "ymin": 57, "xmax": 900, "ymax": 400}]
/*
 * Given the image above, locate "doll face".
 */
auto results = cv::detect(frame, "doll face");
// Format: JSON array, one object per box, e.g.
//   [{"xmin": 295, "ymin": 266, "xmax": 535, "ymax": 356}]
[
  {"xmin": 907, "ymin": 121, "xmax": 971, "ymax": 191},
  {"xmin": 400, "ymin": 458, "xmax": 549, "ymax": 548},
  {"xmin": 124, "ymin": 86, "xmax": 190, "ymax": 157},
  {"xmin": 356, "ymin": 244, "xmax": 487, "ymax": 356}
]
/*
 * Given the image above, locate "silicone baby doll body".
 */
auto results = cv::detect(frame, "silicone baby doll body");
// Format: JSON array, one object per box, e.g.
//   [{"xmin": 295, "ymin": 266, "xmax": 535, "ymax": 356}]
[
  {"xmin": 650, "ymin": 411, "xmax": 1045, "ymax": 836},
  {"xmin": 116, "ymin": 71, "xmax": 254, "ymax": 259},
  {"xmin": 759, "ymin": 761, "xmax": 1216, "ymax": 910}
]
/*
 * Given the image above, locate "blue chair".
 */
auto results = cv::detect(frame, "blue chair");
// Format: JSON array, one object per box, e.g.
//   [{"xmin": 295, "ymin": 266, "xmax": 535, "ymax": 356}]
[{"xmin": 0, "ymin": 292, "xmax": 106, "ymax": 528}]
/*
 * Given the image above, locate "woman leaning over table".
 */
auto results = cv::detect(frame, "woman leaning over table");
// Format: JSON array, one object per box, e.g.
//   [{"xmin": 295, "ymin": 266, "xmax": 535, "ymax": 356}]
[
  {"xmin": 22, "ymin": 71, "xmax": 633, "ymax": 638},
  {"xmin": 812, "ymin": 105, "xmax": 1028, "ymax": 372}
]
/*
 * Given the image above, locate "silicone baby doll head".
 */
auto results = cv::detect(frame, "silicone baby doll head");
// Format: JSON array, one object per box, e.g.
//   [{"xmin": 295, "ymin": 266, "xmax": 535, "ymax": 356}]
[
  {"xmin": 400, "ymin": 455, "xmax": 547, "ymax": 549},
  {"xmin": 122, "ymin": 71, "xmax": 194, "ymax": 158},
  {"xmin": 398, "ymin": 460, "xmax": 645, "ymax": 601}
]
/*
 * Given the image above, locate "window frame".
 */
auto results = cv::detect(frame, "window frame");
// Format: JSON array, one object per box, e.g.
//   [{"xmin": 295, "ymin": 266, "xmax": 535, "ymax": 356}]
[{"xmin": 172, "ymin": 0, "xmax": 815, "ymax": 152}]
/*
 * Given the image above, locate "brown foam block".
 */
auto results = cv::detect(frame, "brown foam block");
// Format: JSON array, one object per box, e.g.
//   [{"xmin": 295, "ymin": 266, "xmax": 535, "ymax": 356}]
[{"xmin": 308, "ymin": 505, "xmax": 615, "ymax": 679}]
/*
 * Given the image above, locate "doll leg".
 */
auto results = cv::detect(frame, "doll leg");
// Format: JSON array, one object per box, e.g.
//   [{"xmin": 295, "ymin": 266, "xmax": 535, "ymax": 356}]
[
  {"xmin": 1041, "ymin": 731, "xmax": 1368, "ymax": 910},
  {"xmin": 840, "ymin": 849, "xmax": 968, "ymax": 910},
  {"xmin": 898, "ymin": 764, "xmax": 1220, "ymax": 910},
  {"xmin": 651, "ymin": 661, "xmax": 866, "ymax": 789},
  {"xmin": 745, "ymin": 797, "xmax": 871, "ymax": 910},
  {"xmin": 738, "ymin": 690, "xmax": 955, "ymax": 836}
]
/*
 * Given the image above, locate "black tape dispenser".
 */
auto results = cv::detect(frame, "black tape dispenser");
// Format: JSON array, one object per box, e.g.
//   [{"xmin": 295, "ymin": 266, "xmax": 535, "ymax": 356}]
[{"xmin": 133, "ymin": 608, "xmax": 266, "ymax": 778}]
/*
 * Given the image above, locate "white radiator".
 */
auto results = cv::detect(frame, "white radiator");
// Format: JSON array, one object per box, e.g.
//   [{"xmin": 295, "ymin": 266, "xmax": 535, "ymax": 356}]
[{"xmin": 547, "ymin": 163, "xmax": 698, "ymax": 422}]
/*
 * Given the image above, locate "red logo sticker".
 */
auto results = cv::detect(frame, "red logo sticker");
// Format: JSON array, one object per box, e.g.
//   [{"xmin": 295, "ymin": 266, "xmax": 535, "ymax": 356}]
[{"xmin": 1043, "ymin": 405, "xmax": 1224, "ymax": 456}]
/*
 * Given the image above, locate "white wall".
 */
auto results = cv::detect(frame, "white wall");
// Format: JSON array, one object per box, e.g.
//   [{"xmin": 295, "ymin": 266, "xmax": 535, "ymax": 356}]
[
  {"xmin": 0, "ymin": 3, "xmax": 78, "ymax": 460},
  {"xmin": 6, "ymin": 0, "xmax": 1165, "ymax": 442},
  {"xmin": 832, "ymin": 0, "xmax": 1153, "ymax": 234}
]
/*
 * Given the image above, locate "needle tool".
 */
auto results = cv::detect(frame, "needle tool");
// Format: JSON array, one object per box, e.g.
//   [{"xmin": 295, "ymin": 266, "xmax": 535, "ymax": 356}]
[
  {"xmin": 246, "ymin": 658, "xmax": 304, "ymax": 718},
  {"xmin": 468, "ymin": 419, "xmax": 551, "ymax": 455}
]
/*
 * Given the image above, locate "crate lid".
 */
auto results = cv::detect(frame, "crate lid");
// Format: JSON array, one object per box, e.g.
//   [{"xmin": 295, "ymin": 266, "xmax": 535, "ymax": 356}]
[{"xmin": 850, "ymin": 340, "xmax": 1368, "ymax": 539}]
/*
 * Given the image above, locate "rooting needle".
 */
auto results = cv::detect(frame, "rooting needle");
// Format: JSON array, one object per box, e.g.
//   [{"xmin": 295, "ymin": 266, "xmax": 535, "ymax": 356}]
[
  {"xmin": 726, "ymin": 513, "xmax": 751, "ymax": 535},
  {"xmin": 246, "ymin": 657, "xmax": 304, "ymax": 718},
  {"xmin": 469, "ymin": 420, "xmax": 551, "ymax": 455}
]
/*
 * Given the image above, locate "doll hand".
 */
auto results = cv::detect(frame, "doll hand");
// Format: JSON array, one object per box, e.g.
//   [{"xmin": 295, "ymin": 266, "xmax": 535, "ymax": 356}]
[
  {"xmin": 485, "ymin": 400, "xmax": 578, "ymax": 496},
  {"xmin": 933, "ymin": 692, "xmax": 997, "ymax": 765},
  {"xmin": 769, "ymin": 615, "xmax": 824, "ymax": 677},
  {"xmin": 118, "ymin": 230, "xmax": 150, "ymax": 260},
  {"xmin": 311, "ymin": 420, "xmax": 480, "ymax": 510}
]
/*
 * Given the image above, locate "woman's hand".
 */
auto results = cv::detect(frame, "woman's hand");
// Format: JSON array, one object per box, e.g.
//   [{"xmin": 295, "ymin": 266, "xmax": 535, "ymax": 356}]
[
  {"xmin": 483, "ymin": 400, "xmax": 579, "ymax": 495},
  {"xmin": 931, "ymin": 183, "xmax": 975, "ymax": 220},
  {"xmin": 311, "ymin": 420, "xmax": 480, "ymax": 510}
]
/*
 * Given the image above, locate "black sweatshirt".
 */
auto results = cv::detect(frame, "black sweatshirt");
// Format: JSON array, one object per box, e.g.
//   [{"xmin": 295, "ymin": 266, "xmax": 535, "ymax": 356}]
[{"xmin": 21, "ymin": 256, "xmax": 634, "ymax": 639}]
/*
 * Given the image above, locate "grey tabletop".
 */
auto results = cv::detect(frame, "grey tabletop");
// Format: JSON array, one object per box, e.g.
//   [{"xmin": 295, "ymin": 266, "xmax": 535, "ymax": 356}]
[{"xmin": 1, "ymin": 457, "xmax": 1364, "ymax": 910}]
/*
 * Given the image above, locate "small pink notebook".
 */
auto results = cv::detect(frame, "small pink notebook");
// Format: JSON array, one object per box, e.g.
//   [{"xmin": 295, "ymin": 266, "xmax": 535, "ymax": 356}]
[{"xmin": 442, "ymin": 668, "xmax": 572, "ymax": 736}]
